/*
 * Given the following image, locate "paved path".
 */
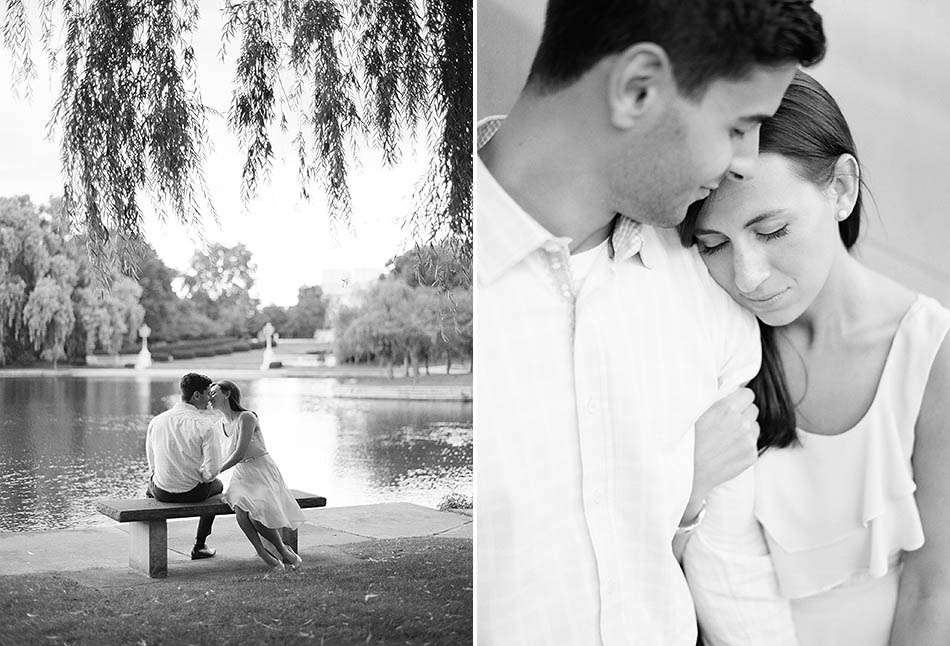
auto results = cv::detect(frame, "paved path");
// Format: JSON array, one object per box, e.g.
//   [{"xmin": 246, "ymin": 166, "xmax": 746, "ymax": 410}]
[{"xmin": 0, "ymin": 503, "xmax": 471, "ymax": 582}]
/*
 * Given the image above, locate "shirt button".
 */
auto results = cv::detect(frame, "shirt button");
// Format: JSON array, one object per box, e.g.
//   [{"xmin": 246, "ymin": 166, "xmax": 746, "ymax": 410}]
[{"xmin": 586, "ymin": 399, "xmax": 597, "ymax": 413}]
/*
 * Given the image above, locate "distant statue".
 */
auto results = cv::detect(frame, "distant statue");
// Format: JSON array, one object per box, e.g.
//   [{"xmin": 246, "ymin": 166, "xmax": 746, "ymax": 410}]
[
  {"xmin": 134, "ymin": 323, "xmax": 152, "ymax": 370},
  {"xmin": 260, "ymin": 322, "xmax": 276, "ymax": 370}
]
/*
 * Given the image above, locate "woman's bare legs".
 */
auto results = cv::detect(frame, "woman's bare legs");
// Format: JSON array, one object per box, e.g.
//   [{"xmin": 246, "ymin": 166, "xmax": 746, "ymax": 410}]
[
  {"xmin": 235, "ymin": 508, "xmax": 282, "ymax": 568},
  {"xmin": 253, "ymin": 519, "xmax": 302, "ymax": 568}
]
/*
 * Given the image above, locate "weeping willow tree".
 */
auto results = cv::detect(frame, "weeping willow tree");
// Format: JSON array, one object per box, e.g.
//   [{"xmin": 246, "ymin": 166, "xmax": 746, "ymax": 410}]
[{"xmin": 2, "ymin": 0, "xmax": 472, "ymax": 277}]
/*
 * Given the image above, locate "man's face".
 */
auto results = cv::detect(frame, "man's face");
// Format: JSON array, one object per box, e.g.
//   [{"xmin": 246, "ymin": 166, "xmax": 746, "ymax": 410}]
[
  {"xmin": 192, "ymin": 387, "xmax": 211, "ymax": 409},
  {"xmin": 208, "ymin": 383, "xmax": 229, "ymax": 409},
  {"xmin": 608, "ymin": 63, "xmax": 797, "ymax": 229}
]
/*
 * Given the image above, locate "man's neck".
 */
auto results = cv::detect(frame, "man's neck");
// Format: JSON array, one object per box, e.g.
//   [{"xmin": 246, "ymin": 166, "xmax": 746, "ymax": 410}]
[{"xmin": 480, "ymin": 94, "xmax": 614, "ymax": 251}]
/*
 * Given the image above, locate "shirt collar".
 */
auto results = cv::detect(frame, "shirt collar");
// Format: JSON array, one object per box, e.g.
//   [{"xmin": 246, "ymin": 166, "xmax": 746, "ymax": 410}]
[
  {"xmin": 610, "ymin": 216, "xmax": 667, "ymax": 270},
  {"xmin": 174, "ymin": 401, "xmax": 204, "ymax": 413},
  {"xmin": 477, "ymin": 116, "xmax": 667, "ymax": 284},
  {"xmin": 477, "ymin": 116, "xmax": 566, "ymax": 285}
]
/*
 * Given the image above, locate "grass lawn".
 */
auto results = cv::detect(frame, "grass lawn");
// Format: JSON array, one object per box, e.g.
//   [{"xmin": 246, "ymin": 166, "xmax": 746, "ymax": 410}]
[{"xmin": 0, "ymin": 537, "xmax": 471, "ymax": 645}]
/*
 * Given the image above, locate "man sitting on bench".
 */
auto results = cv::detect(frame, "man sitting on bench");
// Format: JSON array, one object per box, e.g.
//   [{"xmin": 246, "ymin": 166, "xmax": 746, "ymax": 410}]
[{"xmin": 145, "ymin": 372, "xmax": 224, "ymax": 560}]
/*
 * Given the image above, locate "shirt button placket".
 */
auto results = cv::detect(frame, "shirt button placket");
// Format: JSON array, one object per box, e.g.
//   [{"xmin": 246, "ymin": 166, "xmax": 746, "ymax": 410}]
[
  {"xmin": 575, "ymin": 294, "xmax": 614, "ymax": 640},
  {"xmin": 543, "ymin": 242, "xmax": 573, "ymax": 302}
]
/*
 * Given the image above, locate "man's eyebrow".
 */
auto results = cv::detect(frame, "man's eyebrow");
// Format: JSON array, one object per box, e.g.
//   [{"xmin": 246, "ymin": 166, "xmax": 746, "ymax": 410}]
[{"xmin": 694, "ymin": 210, "xmax": 786, "ymax": 236}]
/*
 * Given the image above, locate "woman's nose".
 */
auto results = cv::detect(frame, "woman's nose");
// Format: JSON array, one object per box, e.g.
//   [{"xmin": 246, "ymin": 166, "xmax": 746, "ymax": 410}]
[{"xmin": 733, "ymin": 245, "xmax": 771, "ymax": 294}]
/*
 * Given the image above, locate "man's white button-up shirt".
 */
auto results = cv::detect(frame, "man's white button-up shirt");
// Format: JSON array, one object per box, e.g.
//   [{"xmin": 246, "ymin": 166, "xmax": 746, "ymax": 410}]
[
  {"xmin": 146, "ymin": 401, "xmax": 223, "ymax": 493},
  {"xmin": 475, "ymin": 117, "xmax": 761, "ymax": 645}
]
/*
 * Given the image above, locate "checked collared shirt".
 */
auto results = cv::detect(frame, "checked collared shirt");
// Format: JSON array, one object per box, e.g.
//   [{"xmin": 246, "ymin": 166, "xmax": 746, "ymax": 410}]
[{"xmin": 475, "ymin": 117, "xmax": 761, "ymax": 645}]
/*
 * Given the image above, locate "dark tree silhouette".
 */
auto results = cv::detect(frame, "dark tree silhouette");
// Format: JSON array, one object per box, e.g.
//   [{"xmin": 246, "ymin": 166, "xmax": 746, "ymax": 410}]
[{"xmin": 2, "ymin": 0, "xmax": 472, "ymax": 274}]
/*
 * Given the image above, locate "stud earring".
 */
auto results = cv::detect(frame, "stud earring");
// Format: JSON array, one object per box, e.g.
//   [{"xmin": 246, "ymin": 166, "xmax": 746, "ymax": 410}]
[{"xmin": 836, "ymin": 209, "xmax": 849, "ymax": 221}]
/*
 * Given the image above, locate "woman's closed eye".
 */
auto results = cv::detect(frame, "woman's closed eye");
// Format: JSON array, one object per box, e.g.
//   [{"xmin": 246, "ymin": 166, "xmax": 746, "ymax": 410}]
[
  {"xmin": 759, "ymin": 224, "xmax": 790, "ymax": 241},
  {"xmin": 696, "ymin": 225, "xmax": 790, "ymax": 256},
  {"xmin": 697, "ymin": 239, "xmax": 727, "ymax": 255},
  {"xmin": 696, "ymin": 233, "xmax": 729, "ymax": 255}
]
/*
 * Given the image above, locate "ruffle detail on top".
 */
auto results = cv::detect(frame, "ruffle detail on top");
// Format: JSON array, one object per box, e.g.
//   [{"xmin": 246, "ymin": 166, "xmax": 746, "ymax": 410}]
[
  {"xmin": 757, "ymin": 461, "xmax": 923, "ymax": 599},
  {"xmin": 755, "ymin": 295, "xmax": 950, "ymax": 599}
]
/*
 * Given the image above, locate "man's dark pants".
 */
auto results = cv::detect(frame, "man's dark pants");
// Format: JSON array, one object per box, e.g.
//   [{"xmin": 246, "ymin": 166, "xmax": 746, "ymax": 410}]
[{"xmin": 146, "ymin": 478, "xmax": 224, "ymax": 545}]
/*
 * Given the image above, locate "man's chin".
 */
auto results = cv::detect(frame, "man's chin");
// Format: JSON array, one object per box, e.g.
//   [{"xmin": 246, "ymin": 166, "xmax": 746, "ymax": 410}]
[
  {"xmin": 619, "ymin": 200, "xmax": 688, "ymax": 229},
  {"xmin": 650, "ymin": 208, "xmax": 689, "ymax": 229},
  {"xmin": 658, "ymin": 196, "xmax": 699, "ymax": 228}
]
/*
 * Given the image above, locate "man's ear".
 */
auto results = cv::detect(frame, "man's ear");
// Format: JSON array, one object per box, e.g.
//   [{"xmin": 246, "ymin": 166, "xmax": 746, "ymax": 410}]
[{"xmin": 606, "ymin": 43, "xmax": 675, "ymax": 130}]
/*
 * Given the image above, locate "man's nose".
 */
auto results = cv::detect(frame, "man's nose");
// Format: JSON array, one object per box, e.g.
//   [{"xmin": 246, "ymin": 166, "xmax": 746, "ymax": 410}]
[{"xmin": 726, "ymin": 128, "xmax": 760, "ymax": 181}]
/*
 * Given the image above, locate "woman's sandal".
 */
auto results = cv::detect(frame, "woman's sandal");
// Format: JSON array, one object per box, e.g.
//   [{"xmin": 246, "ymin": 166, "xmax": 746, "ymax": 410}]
[
  {"xmin": 286, "ymin": 551, "xmax": 303, "ymax": 571},
  {"xmin": 263, "ymin": 542, "xmax": 301, "ymax": 570}
]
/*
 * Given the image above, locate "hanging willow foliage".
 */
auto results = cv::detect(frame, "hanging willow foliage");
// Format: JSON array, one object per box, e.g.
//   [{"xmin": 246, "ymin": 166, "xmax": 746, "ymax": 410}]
[
  {"xmin": 2, "ymin": 0, "xmax": 472, "ymax": 274},
  {"xmin": 286, "ymin": 0, "xmax": 360, "ymax": 221},
  {"xmin": 47, "ymin": 0, "xmax": 212, "ymax": 276},
  {"xmin": 418, "ymin": 0, "xmax": 472, "ymax": 258},
  {"xmin": 2, "ymin": 0, "xmax": 35, "ymax": 95}
]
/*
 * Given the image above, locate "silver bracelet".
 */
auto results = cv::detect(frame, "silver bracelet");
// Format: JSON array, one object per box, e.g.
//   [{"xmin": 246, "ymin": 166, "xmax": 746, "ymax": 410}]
[{"xmin": 675, "ymin": 500, "xmax": 707, "ymax": 535}]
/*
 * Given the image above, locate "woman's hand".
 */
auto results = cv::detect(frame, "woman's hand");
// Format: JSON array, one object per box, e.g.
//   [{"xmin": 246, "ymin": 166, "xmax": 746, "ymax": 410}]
[{"xmin": 684, "ymin": 388, "xmax": 759, "ymax": 522}]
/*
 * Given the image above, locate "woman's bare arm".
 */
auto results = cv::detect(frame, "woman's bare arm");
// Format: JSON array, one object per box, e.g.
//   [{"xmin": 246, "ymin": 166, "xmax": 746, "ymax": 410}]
[
  {"xmin": 891, "ymin": 335, "xmax": 950, "ymax": 645},
  {"xmin": 218, "ymin": 413, "xmax": 256, "ymax": 473}
]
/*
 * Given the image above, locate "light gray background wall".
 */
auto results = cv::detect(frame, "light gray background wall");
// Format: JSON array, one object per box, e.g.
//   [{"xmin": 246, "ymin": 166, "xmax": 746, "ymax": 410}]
[{"xmin": 477, "ymin": 0, "xmax": 950, "ymax": 304}]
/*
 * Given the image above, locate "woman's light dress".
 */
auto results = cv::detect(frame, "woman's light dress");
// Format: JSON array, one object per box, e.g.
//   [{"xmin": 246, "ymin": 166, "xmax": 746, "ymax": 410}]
[
  {"xmin": 683, "ymin": 294, "xmax": 950, "ymax": 646},
  {"xmin": 220, "ymin": 413, "xmax": 306, "ymax": 530}
]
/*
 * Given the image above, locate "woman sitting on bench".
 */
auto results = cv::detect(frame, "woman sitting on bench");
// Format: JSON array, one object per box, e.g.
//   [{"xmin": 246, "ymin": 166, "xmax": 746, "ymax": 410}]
[{"xmin": 211, "ymin": 380, "xmax": 306, "ymax": 571}]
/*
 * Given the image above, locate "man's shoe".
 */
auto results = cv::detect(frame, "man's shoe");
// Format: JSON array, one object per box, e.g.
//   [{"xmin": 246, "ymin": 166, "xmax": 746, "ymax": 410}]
[{"xmin": 191, "ymin": 545, "xmax": 216, "ymax": 560}]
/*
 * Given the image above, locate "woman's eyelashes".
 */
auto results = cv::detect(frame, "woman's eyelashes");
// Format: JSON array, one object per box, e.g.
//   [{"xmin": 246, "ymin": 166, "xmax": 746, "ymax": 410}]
[
  {"xmin": 760, "ymin": 224, "xmax": 790, "ymax": 243},
  {"xmin": 697, "ymin": 239, "xmax": 727, "ymax": 255},
  {"xmin": 696, "ymin": 224, "xmax": 790, "ymax": 256}
]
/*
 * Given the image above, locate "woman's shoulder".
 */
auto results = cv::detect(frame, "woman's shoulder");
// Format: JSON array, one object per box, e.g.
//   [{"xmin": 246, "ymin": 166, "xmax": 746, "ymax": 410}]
[
  {"xmin": 882, "ymin": 282, "xmax": 950, "ymax": 433},
  {"xmin": 859, "ymin": 268, "xmax": 950, "ymax": 332},
  {"xmin": 864, "ymin": 268, "xmax": 916, "ymax": 317},
  {"xmin": 918, "ymin": 308, "xmax": 950, "ymax": 414},
  {"xmin": 236, "ymin": 410, "xmax": 259, "ymax": 427}
]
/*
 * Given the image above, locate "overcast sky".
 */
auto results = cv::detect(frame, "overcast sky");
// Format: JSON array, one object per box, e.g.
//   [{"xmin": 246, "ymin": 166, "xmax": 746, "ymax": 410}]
[{"xmin": 0, "ymin": 6, "xmax": 428, "ymax": 306}]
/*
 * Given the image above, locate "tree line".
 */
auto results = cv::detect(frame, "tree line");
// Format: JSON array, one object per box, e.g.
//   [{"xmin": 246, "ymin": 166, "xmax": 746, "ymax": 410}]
[
  {"xmin": 0, "ymin": 195, "xmax": 472, "ymax": 372},
  {"xmin": 0, "ymin": 196, "xmax": 326, "ymax": 367},
  {"xmin": 333, "ymin": 245, "xmax": 472, "ymax": 377}
]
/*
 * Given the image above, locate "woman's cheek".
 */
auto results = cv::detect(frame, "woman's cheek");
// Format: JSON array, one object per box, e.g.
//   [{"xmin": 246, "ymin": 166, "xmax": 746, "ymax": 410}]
[{"xmin": 705, "ymin": 253, "xmax": 739, "ymax": 299}]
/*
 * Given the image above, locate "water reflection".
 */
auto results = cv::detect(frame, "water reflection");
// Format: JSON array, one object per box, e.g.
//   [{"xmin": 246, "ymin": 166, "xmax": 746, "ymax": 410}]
[{"xmin": 0, "ymin": 376, "xmax": 472, "ymax": 532}]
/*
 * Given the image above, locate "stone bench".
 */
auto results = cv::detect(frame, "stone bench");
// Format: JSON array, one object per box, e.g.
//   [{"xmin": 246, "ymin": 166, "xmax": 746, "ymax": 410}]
[{"xmin": 96, "ymin": 490, "xmax": 327, "ymax": 578}]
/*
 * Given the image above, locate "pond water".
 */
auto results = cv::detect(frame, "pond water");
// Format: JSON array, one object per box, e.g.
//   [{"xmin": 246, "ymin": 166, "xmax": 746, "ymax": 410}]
[{"xmin": 0, "ymin": 376, "xmax": 472, "ymax": 533}]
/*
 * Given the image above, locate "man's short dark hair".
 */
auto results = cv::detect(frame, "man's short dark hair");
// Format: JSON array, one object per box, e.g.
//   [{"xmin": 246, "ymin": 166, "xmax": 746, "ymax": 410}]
[
  {"xmin": 527, "ymin": 0, "xmax": 826, "ymax": 99},
  {"xmin": 180, "ymin": 373, "xmax": 212, "ymax": 401}
]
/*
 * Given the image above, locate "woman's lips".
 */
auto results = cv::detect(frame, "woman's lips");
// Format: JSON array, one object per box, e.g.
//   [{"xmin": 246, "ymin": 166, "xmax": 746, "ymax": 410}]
[{"xmin": 745, "ymin": 287, "xmax": 790, "ymax": 305}]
